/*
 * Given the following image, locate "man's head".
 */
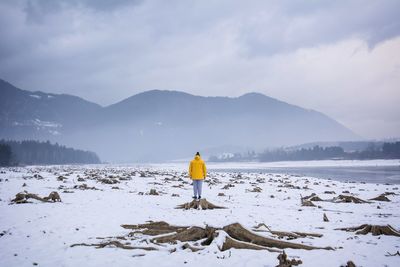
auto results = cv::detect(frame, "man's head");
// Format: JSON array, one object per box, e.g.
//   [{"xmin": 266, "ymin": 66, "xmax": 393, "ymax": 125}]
[{"xmin": 195, "ymin": 152, "xmax": 200, "ymax": 156}]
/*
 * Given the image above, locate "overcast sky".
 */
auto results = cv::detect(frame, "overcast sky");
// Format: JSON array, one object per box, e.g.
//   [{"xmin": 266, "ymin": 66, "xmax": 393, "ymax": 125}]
[{"xmin": 0, "ymin": 0, "xmax": 399, "ymax": 139}]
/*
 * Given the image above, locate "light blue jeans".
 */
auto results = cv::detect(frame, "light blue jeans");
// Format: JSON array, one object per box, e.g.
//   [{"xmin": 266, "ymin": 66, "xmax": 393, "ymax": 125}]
[{"xmin": 192, "ymin": 180, "xmax": 203, "ymax": 198}]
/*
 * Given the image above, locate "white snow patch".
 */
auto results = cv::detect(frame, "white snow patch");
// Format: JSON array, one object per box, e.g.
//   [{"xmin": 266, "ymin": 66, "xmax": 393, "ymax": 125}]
[
  {"xmin": 32, "ymin": 118, "xmax": 62, "ymax": 128},
  {"xmin": 30, "ymin": 94, "xmax": 41, "ymax": 99}
]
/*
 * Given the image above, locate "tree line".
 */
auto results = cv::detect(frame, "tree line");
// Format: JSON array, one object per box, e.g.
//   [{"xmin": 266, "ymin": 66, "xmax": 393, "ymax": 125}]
[
  {"xmin": 209, "ymin": 142, "xmax": 400, "ymax": 162},
  {"xmin": 0, "ymin": 140, "xmax": 100, "ymax": 166}
]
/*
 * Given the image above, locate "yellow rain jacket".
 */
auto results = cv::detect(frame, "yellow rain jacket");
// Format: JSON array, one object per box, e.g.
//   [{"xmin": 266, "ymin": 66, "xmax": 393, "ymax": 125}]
[{"xmin": 189, "ymin": 155, "xmax": 206, "ymax": 180}]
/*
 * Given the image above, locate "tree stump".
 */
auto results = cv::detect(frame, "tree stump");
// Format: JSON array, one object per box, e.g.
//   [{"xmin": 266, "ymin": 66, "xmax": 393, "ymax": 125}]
[
  {"xmin": 333, "ymin": 195, "xmax": 370, "ymax": 204},
  {"xmin": 276, "ymin": 250, "xmax": 302, "ymax": 267},
  {"xmin": 175, "ymin": 199, "xmax": 226, "ymax": 210},
  {"xmin": 10, "ymin": 191, "xmax": 61, "ymax": 204},
  {"xmin": 335, "ymin": 224, "xmax": 400, "ymax": 237},
  {"xmin": 369, "ymin": 194, "xmax": 391, "ymax": 202},
  {"xmin": 73, "ymin": 221, "xmax": 333, "ymax": 253}
]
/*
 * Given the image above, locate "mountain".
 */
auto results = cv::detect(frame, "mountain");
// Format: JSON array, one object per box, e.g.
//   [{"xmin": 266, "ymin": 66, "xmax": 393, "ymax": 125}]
[
  {"xmin": 0, "ymin": 79, "xmax": 101, "ymax": 138},
  {"xmin": 0, "ymin": 79, "xmax": 360, "ymax": 162}
]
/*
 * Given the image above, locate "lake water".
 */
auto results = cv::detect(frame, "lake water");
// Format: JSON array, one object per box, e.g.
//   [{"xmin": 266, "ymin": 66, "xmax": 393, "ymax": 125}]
[{"xmin": 209, "ymin": 165, "xmax": 400, "ymax": 184}]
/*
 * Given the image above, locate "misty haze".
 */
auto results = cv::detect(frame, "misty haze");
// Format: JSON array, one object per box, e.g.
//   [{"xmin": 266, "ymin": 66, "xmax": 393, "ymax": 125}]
[{"xmin": 1, "ymin": 1, "xmax": 400, "ymax": 267}]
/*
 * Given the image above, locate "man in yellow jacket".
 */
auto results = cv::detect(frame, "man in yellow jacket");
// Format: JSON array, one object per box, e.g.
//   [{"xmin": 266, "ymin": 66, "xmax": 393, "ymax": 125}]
[{"xmin": 189, "ymin": 152, "xmax": 206, "ymax": 200}]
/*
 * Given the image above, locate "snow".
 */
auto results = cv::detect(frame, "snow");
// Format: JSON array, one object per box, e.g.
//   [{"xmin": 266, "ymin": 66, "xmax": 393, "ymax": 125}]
[
  {"xmin": 30, "ymin": 95, "xmax": 41, "ymax": 99},
  {"xmin": 32, "ymin": 119, "xmax": 62, "ymax": 128},
  {"xmin": 0, "ymin": 164, "xmax": 399, "ymax": 267}
]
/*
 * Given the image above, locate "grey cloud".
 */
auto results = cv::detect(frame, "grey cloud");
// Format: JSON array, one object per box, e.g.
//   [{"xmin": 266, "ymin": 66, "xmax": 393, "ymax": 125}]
[
  {"xmin": 235, "ymin": 1, "xmax": 400, "ymax": 56},
  {"xmin": 0, "ymin": 0, "xmax": 399, "ymax": 139}
]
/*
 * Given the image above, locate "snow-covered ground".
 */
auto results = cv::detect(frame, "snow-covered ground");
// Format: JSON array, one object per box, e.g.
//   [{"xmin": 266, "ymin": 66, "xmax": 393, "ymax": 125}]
[{"xmin": 0, "ymin": 164, "xmax": 399, "ymax": 267}]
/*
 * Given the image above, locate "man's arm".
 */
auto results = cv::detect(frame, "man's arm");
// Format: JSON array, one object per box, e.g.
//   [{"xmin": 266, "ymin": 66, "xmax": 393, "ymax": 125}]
[
  {"xmin": 202, "ymin": 162, "xmax": 207, "ymax": 178},
  {"xmin": 189, "ymin": 162, "xmax": 192, "ymax": 178}
]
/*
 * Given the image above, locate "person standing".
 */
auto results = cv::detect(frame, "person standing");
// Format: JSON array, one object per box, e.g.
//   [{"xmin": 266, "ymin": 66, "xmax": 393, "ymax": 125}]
[{"xmin": 189, "ymin": 152, "xmax": 206, "ymax": 200}]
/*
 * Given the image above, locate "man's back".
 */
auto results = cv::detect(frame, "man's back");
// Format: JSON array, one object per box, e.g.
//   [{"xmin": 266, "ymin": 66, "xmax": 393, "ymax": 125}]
[{"xmin": 189, "ymin": 155, "xmax": 206, "ymax": 180}]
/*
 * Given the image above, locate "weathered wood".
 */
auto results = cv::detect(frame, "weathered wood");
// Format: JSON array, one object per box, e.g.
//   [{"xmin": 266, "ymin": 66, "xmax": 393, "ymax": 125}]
[
  {"xmin": 223, "ymin": 223, "xmax": 332, "ymax": 250},
  {"xmin": 335, "ymin": 224, "xmax": 400, "ymax": 237},
  {"xmin": 175, "ymin": 199, "xmax": 226, "ymax": 210},
  {"xmin": 70, "ymin": 241, "xmax": 157, "ymax": 250}
]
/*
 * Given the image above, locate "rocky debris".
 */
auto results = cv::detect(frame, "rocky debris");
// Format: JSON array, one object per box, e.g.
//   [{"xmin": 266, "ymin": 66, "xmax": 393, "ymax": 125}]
[
  {"xmin": 276, "ymin": 250, "xmax": 302, "ymax": 267},
  {"xmin": 324, "ymin": 191, "xmax": 336, "ymax": 194},
  {"xmin": 176, "ymin": 199, "xmax": 226, "ymax": 210},
  {"xmin": 77, "ymin": 177, "xmax": 85, "ymax": 182},
  {"xmin": 335, "ymin": 224, "xmax": 400, "ymax": 237},
  {"xmin": 323, "ymin": 213, "xmax": 329, "ymax": 222},
  {"xmin": 246, "ymin": 186, "xmax": 262, "ymax": 193},
  {"xmin": 279, "ymin": 183, "xmax": 301, "ymax": 190},
  {"xmin": 171, "ymin": 193, "xmax": 180, "ymax": 197},
  {"xmin": 218, "ymin": 193, "xmax": 226, "ymax": 196},
  {"xmin": 99, "ymin": 178, "xmax": 119, "ymax": 184},
  {"xmin": 73, "ymin": 184, "xmax": 99, "ymax": 190}
]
